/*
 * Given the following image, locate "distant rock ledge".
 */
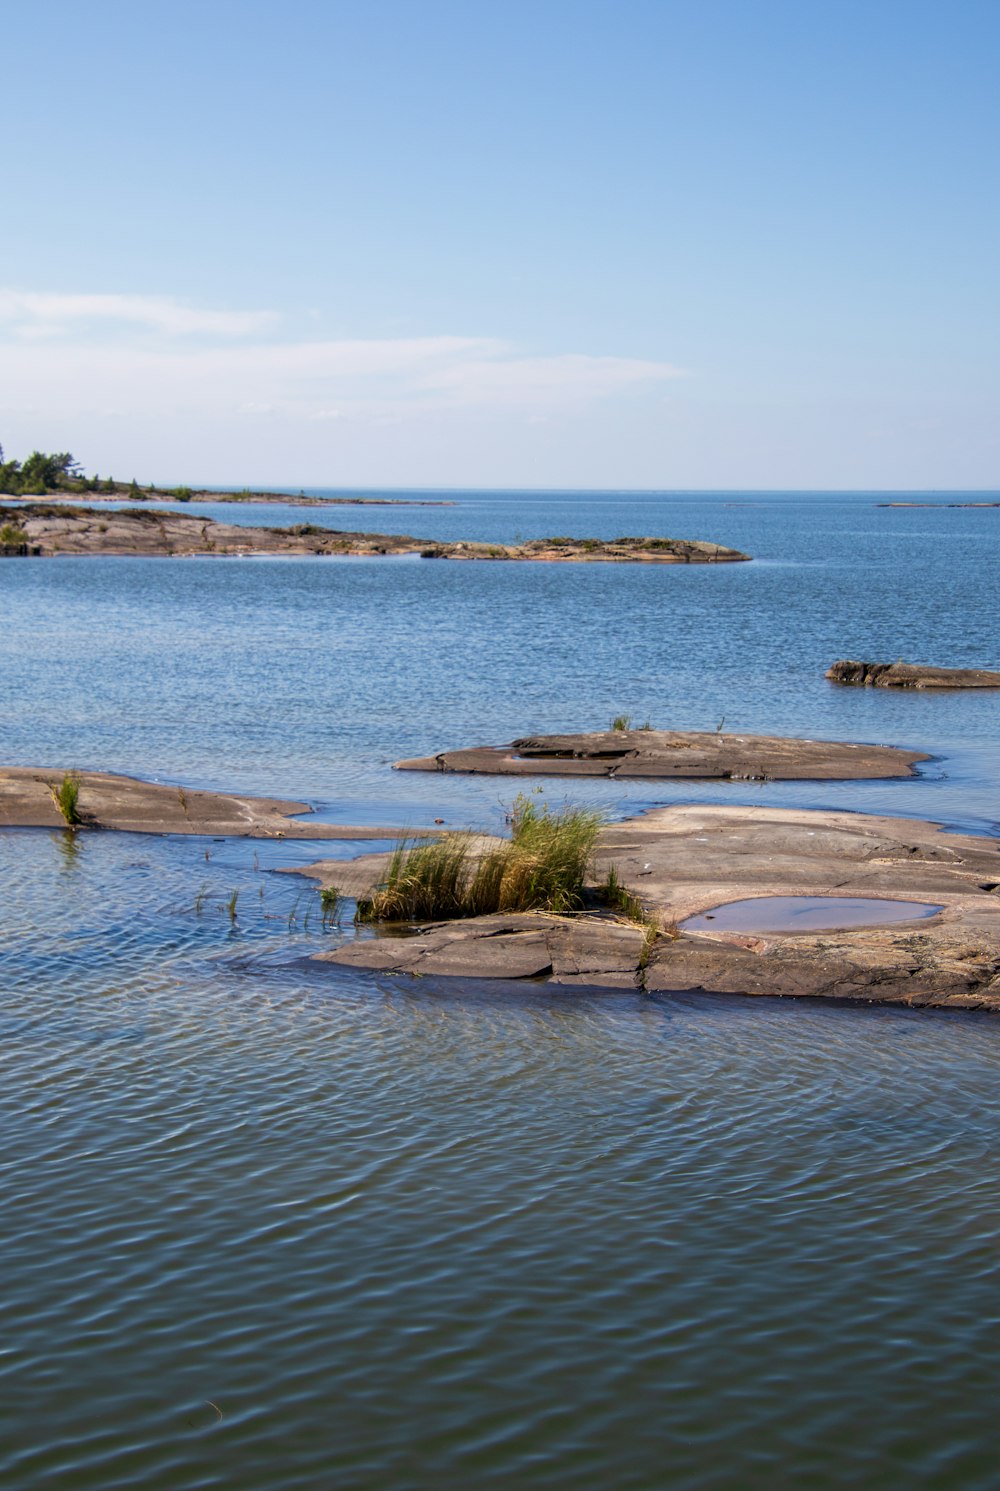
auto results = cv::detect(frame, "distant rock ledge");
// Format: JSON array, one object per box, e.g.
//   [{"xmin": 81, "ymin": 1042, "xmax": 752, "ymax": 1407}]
[
  {"xmin": 395, "ymin": 729, "xmax": 927, "ymax": 781},
  {"xmin": 827, "ymin": 660, "xmax": 1000, "ymax": 689},
  {"xmin": 0, "ymin": 504, "xmax": 750, "ymax": 563}
]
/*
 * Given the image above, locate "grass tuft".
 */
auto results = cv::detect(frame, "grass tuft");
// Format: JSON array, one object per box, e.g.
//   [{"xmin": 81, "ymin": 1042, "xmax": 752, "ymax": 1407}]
[
  {"xmin": 610, "ymin": 713, "xmax": 632, "ymax": 732},
  {"xmin": 356, "ymin": 795, "xmax": 604, "ymax": 924},
  {"xmin": 601, "ymin": 864, "xmax": 663, "ymax": 967},
  {"xmin": 52, "ymin": 773, "xmax": 82, "ymax": 828}
]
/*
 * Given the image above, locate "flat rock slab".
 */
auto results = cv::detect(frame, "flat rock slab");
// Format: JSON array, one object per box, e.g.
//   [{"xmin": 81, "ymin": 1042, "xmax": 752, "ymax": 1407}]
[
  {"xmin": 0, "ymin": 768, "xmax": 437, "ymax": 840},
  {"xmin": 304, "ymin": 803, "xmax": 1000, "ymax": 1012},
  {"xmin": 395, "ymin": 729, "xmax": 927, "ymax": 781},
  {"xmin": 317, "ymin": 913, "xmax": 645, "ymax": 986},
  {"xmin": 827, "ymin": 659, "xmax": 1000, "ymax": 689},
  {"xmin": 599, "ymin": 803, "xmax": 1000, "ymax": 1011}
]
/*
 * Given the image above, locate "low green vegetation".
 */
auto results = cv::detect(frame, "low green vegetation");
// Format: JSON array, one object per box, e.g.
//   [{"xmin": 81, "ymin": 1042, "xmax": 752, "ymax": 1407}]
[
  {"xmin": 0, "ymin": 441, "xmax": 194, "ymax": 500},
  {"xmin": 0, "ymin": 523, "xmax": 29, "ymax": 545},
  {"xmin": 51, "ymin": 773, "xmax": 82, "ymax": 828},
  {"xmin": 356, "ymin": 795, "xmax": 604, "ymax": 923},
  {"xmin": 0, "ymin": 448, "xmax": 83, "ymax": 496},
  {"xmin": 610, "ymin": 713, "xmax": 654, "ymax": 732},
  {"xmin": 601, "ymin": 864, "xmax": 663, "ymax": 964}
]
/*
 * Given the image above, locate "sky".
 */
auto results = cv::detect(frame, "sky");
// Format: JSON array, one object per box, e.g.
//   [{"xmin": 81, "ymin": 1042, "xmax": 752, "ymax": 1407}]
[{"xmin": 2, "ymin": 0, "xmax": 998, "ymax": 489}]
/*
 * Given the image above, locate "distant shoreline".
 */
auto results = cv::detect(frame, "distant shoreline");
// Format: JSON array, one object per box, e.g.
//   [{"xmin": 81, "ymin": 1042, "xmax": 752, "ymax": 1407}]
[
  {"xmin": 0, "ymin": 486, "xmax": 455, "ymax": 508},
  {"xmin": 0, "ymin": 502, "xmax": 751, "ymax": 563}
]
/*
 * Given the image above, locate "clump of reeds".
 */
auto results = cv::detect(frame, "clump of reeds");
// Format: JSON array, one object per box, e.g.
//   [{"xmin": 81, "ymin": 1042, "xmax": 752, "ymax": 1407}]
[
  {"xmin": 610, "ymin": 713, "xmax": 632, "ymax": 732},
  {"xmin": 601, "ymin": 864, "xmax": 662, "ymax": 965},
  {"xmin": 51, "ymin": 772, "xmax": 82, "ymax": 828},
  {"xmin": 356, "ymin": 795, "xmax": 604, "ymax": 923}
]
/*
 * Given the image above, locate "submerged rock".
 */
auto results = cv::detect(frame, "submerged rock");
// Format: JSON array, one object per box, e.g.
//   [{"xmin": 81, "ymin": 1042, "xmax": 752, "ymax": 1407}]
[{"xmin": 827, "ymin": 659, "xmax": 1000, "ymax": 688}]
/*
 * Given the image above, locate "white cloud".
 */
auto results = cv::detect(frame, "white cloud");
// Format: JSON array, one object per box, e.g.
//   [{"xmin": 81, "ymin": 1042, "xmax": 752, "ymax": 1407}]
[
  {"xmin": 0, "ymin": 296, "xmax": 682, "ymax": 425},
  {"xmin": 0, "ymin": 289, "xmax": 278, "ymax": 338}
]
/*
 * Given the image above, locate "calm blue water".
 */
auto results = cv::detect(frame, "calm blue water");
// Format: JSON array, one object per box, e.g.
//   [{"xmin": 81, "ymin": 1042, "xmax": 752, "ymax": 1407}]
[{"xmin": 2, "ymin": 490, "xmax": 1000, "ymax": 1489}]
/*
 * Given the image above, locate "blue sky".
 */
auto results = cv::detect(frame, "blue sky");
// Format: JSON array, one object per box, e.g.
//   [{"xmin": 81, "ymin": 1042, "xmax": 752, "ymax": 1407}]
[{"xmin": 2, "ymin": 0, "xmax": 998, "ymax": 488}]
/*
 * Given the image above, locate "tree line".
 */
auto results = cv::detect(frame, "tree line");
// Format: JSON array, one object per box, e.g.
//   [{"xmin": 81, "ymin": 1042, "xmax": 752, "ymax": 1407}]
[{"xmin": 0, "ymin": 445, "xmax": 146, "ymax": 498}]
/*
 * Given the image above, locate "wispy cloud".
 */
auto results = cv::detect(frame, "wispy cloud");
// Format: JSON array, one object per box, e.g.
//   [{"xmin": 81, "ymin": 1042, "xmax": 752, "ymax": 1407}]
[
  {"xmin": 0, "ymin": 289, "xmax": 278, "ymax": 338},
  {"xmin": 0, "ymin": 289, "xmax": 684, "ymax": 428}
]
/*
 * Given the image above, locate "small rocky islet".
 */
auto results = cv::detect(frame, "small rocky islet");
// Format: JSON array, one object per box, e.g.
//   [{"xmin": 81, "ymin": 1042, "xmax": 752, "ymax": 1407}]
[
  {"xmin": 3, "ymin": 461, "xmax": 997, "ymax": 1014},
  {"xmin": 395, "ymin": 728, "xmax": 927, "ymax": 780},
  {"xmin": 7, "ymin": 732, "xmax": 1000, "ymax": 1013},
  {"xmin": 0, "ymin": 502, "xmax": 750, "ymax": 563},
  {"xmin": 827, "ymin": 659, "xmax": 1000, "ymax": 689}
]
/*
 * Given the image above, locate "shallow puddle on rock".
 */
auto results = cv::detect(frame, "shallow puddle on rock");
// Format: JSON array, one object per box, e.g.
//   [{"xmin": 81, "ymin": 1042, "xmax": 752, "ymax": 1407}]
[{"xmin": 681, "ymin": 895, "xmax": 943, "ymax": 934}]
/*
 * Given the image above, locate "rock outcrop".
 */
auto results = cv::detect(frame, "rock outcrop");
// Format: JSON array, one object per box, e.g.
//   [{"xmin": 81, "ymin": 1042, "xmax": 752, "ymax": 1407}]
[
  {"xmin": 323, "ymin": 913, "xmax": 646, "ymax": 987},
  {"xmin": 395, "ymin": 729, "xmax": 927, "ymax": 781},
  {"xmin": 827, "ymin": 659, "xmax": 1000, "ymax": 689},
  {"xmin": 0, "ymin": 504, "xmax": 750, "ymax": 564},
  {"xmin": 0, "ymin": 768, "xmax": 438, "ymax": 840},
  {"xmin": 306, "ymin": 804, "xmax": 1000, "ymax": 1012}
]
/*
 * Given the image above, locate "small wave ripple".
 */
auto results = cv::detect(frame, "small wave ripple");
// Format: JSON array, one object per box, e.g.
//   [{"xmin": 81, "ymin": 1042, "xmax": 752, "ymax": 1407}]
[{"xmin": 3, "ymin": 832, "xmax": 1000, "ymax": 1488}]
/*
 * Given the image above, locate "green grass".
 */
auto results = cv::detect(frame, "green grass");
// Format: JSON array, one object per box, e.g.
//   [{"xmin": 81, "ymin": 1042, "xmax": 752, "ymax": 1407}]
[
  {"xmin": 320, "ymin": 886, "xmax": 341, "ymax": 923},
  {"xmin": 0, "ymin": 523, "xmax": 29, "ymax": 545},
  {"xmin": 51, "ymin": 773, "xmax": 82, "ymax": 828},
  {"xmin": 610, "ymin": 713, "xmax": 632, "ymax": 732},
  {"xmin": 356, "ymin": 795, "xmax": 604, "ymax": 924},
  {"xmin": 601, "ymin": 865, "xmax": 663, "ymax": 966}
]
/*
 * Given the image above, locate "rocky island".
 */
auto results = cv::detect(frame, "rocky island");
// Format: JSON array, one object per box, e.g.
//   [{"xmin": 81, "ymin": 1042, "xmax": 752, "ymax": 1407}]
[
  {"xmin": 0, "ymin": 503, "xmax": 751, "ymax": 563},
  {"xmin": 7, "ymin": 761, "xmax": 999, "ymax": 1014},
  {"xmin": 306, "ymin": 803, "xmax": 1000, "ymax": 1012},
  {"xmin": 0, "ymin": 768, "xmax": 437, "ymax": 839},
  {"xmin": 827, "ymin": 659, "xmax": 1000, "ymax": 689},
  {"xmin": 395, "ymin": 728, "xmax": 927, "ymax": 780}
]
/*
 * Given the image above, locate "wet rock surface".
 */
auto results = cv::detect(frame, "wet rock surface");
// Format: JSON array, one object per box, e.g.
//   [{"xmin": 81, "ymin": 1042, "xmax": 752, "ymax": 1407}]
[
  {"xmin": 827, "ymin": 659, "xmax": 1000, "ymax": 688},
  {"xmin": 318, "ymin": 913, "xmax": 646, "ymax": 987},
  {"xmin": 0, "ymin": 504, "xmax": 749, "ymax": 564},
  {"xmin": 305, "ymin": 804, "xmax": 1000, "ymax": 1012},
  {"xmin": 395, "ymin": 729, "xmax": 927, "ymax": 781},
  {"xmin": 0, "ymin": 768, "xmax": 434, "ymax": 840}
]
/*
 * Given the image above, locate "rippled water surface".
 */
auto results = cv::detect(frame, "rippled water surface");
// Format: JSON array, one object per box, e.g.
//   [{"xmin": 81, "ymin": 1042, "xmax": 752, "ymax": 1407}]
[{"xmin": 3, "ymin": 491, "xmax": 1000, "ymax": 1488}]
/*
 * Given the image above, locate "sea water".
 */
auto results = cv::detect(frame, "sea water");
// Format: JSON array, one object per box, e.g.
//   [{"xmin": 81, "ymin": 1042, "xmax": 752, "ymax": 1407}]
[{"xmin": 1, "ymin": 491, "xmax": 999, "ymax": 1489}]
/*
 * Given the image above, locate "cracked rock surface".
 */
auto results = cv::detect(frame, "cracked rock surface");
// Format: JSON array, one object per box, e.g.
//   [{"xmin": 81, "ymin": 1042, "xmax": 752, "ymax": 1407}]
[
  {"xmin": 395, "ymin": 729, "xmax": 927, "ymax": 781},
  {"xmin": 304, "ymin": 804, "xmax": 1000, "ymax": 1012}
]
